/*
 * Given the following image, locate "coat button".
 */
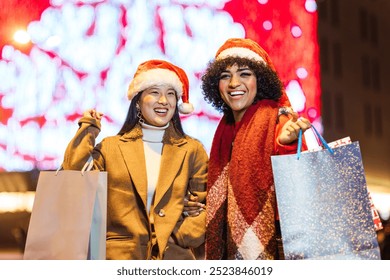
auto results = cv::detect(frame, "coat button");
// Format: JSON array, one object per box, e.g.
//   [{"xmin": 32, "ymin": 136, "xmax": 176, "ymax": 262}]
[{"xmin": 158, "ymin": 209, "xmax": 165, "ymax": 217}]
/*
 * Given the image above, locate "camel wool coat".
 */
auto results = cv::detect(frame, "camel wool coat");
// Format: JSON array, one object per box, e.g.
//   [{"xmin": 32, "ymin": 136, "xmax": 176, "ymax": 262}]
[{"xmin": 62, "ymin": 117, "xmax": 208, "ymax": 260}]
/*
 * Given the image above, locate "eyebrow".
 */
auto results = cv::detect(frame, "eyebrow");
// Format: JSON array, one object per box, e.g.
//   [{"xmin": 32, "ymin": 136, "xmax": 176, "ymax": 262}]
[
  {"xmin": 237, "ymin": 67, "xmax": 251, "ymax": 72},
  {"xmin": 146, "ymin": 85, "xmax": 175, "ymax": 91},
  {"xmin": 221, "ymin": 67, "xmax": 251, "ymax": 73}
]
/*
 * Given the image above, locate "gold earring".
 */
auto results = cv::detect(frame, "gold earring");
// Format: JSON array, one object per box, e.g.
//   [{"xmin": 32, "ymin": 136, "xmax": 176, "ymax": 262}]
[{"xmin": 136, "ymin": 103, "xmax": 145, "ymax": 124}]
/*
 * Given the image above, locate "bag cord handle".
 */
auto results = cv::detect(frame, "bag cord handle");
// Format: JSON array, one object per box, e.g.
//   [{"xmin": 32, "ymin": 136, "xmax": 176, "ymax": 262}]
[
  {"xmin": 55, "ymin": 156, "xmax": 94, "ymax": 176},
  {"xmin": 297, "ymin": 125, "xmax": 334, "ymax": 159},
  {"xmin": 81, "ymin": 156, "xmax": 94, "ymax": 175}
]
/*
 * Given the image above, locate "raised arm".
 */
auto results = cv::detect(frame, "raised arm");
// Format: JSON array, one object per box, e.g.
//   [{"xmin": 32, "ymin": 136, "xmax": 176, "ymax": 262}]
[{"xmin": 62, "ymin": 109, "xmax": 104, "ymax": 170}]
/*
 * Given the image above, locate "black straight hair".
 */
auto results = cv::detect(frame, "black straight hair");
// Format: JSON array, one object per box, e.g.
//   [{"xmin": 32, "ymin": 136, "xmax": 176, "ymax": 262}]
[{"xmin": 117, "ymin": 92, "xmax": 185, "ymax": 136}]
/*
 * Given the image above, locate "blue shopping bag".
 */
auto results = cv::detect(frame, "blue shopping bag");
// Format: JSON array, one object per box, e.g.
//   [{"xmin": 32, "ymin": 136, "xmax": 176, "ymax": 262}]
[{"xmin": 271, "ymin": 128, "xmax": 381, "ymax": 260}]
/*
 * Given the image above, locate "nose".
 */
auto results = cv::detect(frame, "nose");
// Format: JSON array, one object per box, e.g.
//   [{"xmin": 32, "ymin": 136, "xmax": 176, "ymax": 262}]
[
  {"xmin": 229, "ymin": 74, "xmax": 240, "ymax": 88},
  {"xmin": 158, "ymin": 94, "xmax": 168, "ymax": 105}
]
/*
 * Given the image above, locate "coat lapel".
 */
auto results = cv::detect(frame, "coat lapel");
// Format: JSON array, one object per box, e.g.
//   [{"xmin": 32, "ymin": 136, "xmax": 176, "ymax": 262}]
[
  {"xmin": 118, "ymin": 123, "xmax": 188, "ymax": 210},
  {"xmin": 153, "ymin": 144, "xmax": 187, "ymax": 206},
  {"xmin": 119, "ymin": 138, "xmax": 148, "ymax": 208}
]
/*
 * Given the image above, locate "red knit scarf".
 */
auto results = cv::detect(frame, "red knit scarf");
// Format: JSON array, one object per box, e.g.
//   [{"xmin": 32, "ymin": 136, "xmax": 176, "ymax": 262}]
[{"xmin": 205, "ymin": 100, "xmax": 279, "ymax": 259}]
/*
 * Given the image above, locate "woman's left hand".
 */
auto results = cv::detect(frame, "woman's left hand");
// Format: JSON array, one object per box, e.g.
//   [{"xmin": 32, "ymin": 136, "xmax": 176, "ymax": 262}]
[
  {"xmin": 182, "ymin": 192, "xmax": 205, "ymax": 217},
  {"xmin": 279, "ymin": 112, "xmax": 311, "ymax": 145}
]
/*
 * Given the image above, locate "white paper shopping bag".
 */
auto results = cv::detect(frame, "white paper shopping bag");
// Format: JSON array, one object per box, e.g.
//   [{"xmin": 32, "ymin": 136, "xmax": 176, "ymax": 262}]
[{"xmin": 23, "ymin": 169, "xmax": 107, "ymax": 260}]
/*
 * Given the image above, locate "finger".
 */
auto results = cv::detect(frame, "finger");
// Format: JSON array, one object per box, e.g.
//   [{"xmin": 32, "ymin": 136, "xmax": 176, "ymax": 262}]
[
  {"xmin": 186, "ymin": 199, "xmax": 204, "ymax": 206},
  {"xmin": 188, "ymin": 194, "xmax": 199, "ymax": 202},
  {"xmin": 286, "ymin": 125, "xmax": 299, "ymax": 137},
  {"xmin": 300, "ymin": 119, "xmax": 312, "ymax": 130},
  {"xmin": 87, "ymin": 109, "xmax": 104, "ymax": 120},
  {"xmin": 183, "ymin": 205, "xmax": 205, "ymax": 214},
  {"xmin": 188, "ymin": 211, "xmax": 200, "ymax": 217},
  {"xmin": 187, "ymin": 209, "xmax": 203, "ymax": 217},
  {"xmin": 290, "ymin": 111, "xmax": 299, "ymax": 122},
  {"xmin": 84, "ymin": 109, "xmax": 93, "ymax": 118},
  {"xmin": 94, "ymin": 111, "xmax": 101, "ymax": 119},
  {"xmin": 288, "ymin": 130, "xmax": 298, "ymax": 139},
  {"xmin": 96, "ymin": 112, "xmax": 104, "ymax": 120},
  {"xmin": 184, "ymin": 205, "xmax": 204, "ymax": 212},
  {"xmin": 297, "ymin": 118, "xmax": 311, "ymax": 129},
  {"xmin": 297, "ymin": 123, "xmax": 310, "ymax": 132},
  {"xmin": 183, "ymin": 210, "xmax": 201, "ymax": 217},
  {"xmin": 298, "ymin": 117, "xmax": 310, "ymax": 124},
  {"xmin": 184, "ymin": 199, "xmax": 203, "ymax": 207},
  {"xmin": 290, "ymin": 122, "xmax": 301, "ymax": 131}
]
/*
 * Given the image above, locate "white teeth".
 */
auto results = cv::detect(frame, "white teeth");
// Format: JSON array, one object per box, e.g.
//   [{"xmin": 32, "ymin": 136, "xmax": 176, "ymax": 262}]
[
  {"xmin": 155, "ymin": 109, "xmax": 168, "ymax": 113},
  {"xmin": 230, "ymin": 91, "xmax": 245, "ymax": 96}
]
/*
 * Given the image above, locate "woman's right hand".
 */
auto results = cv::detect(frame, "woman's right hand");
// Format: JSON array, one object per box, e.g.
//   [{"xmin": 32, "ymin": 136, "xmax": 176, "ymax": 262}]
[
  {"xmin": 278, "ymin": 113, "xmax": 311, "ymax": 145},
  {"xmin": 84, "ymin": 109, "xmax": 104, "ymax": 120}
]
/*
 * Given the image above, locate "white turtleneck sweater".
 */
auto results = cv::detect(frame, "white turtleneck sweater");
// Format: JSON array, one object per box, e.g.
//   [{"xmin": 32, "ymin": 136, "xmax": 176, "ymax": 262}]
[{"xmin": 141, "ymin": 122, "xmax": 168, "ymax": 214}]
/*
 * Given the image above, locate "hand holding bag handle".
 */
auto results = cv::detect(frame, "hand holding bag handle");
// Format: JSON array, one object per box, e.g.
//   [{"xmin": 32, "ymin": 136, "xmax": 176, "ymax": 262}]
[{"xmin": 297, "ymin": 125, "xmax": 334, "ymax": 159}]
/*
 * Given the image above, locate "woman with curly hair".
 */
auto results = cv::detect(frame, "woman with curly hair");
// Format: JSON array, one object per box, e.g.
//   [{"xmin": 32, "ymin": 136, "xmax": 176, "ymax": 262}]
[{"xmin": 201, "ymin": 38, "xmax": 311, "ymax": 260}]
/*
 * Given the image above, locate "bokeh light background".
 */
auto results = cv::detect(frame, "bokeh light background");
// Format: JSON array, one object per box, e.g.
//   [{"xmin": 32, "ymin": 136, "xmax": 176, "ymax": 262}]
[{"xmin": 0, "ymin": 0, "xmax": 320, "ymax": 171}]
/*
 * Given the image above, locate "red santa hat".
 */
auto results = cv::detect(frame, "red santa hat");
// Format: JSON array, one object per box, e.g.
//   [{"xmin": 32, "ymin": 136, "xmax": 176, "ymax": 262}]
[
  {"xmin": 215, "ymin": 38, "xmax": 291, "ymax": 107},
  {"xmin": 127, "ymin": 59, "xmax": 194, "ymax": 114}
]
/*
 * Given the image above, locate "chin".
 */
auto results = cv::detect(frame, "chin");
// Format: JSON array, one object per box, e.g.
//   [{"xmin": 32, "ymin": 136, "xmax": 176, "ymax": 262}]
[{"xmin": 154, "ymin": 120, "xmax": 170, "ymax": 127}]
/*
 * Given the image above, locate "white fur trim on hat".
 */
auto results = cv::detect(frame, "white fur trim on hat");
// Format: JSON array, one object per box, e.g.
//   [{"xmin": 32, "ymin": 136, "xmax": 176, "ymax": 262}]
[
  {"xmin": 217, "ymin": 47, "xmax": 266, "ymax": 64},
  {"xmin": 127, "ymin": 68, "xmax": 183, "ymax": 100}
]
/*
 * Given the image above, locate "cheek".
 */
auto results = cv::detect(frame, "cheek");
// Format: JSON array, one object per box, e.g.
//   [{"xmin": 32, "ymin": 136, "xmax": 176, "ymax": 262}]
[
  {"xmin": 139, "ymin": 101, "xmax": 151, "ymax": 112},
  {"xmin": 168, "ymin": 96, "xmax": 177, "ymax": 107},
  {"xmin": 248, "ymin": 78, "xmax": 257, "ymax": 91},
  {"xmin": 218, "ymin": 81, "xmax": 229, "ymax": 101},
  {"xmin": 219, "ymin": 92, "xmax": 228, "ymax": 104},
  {"xmin": 218, "ymin": 82, "xmax": 229, "ymax": 100},
  {"xmin": 218, "ymin": 80, "xmax": 227, "ymax": 92},
  {"xmin": 139, "ymin": 95, "xmax": 154, "ymax": 106}
]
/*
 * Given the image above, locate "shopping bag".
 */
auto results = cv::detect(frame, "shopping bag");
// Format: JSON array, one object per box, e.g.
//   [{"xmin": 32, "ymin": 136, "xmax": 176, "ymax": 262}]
[
  {"xmin": 23, "ymin": 166, "xmax": 107, "ymax": 260},
  {"xmin": 271, "ymin": 127, "xmax": 381, "ymax": 260},
  {"xmin": 304, "ymin": 134, "xmax": 383, "ymax": 232}
]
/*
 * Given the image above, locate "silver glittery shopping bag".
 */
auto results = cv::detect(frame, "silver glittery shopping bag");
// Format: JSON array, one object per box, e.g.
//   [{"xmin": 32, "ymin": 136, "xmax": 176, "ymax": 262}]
[
  {"xmin": 271, "ymin": 127, "xmax": 381, "ymax": 260},
  {"xmin": 23, "ymin": 164, "xmax": 107, "ymax": 260}
]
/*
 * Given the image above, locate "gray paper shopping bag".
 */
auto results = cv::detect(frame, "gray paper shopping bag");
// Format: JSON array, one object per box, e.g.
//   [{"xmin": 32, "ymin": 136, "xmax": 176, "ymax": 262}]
[
  {"xmin": 23, "ymin": 170, "xmax": 107, "ymax": 260},
  {"xmin": 271, "ymin": 129, "xmax": 381, "ymax": 260}
]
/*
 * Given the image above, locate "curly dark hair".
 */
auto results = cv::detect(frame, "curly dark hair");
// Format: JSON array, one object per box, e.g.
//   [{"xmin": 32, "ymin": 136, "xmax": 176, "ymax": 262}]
[{"xmin": 201, "ymin": 56, "xmax": 284, "ymax": 122}]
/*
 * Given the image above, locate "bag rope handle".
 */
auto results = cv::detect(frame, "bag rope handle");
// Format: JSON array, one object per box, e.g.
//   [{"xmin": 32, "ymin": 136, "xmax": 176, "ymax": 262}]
[
  {"xmin": 81, "ymin": 155, "xmax": 94, "ymax": 175},
  {"xmin": 55, "ymin": 156, "xmax": 94, "ymax": 176},
  {"xmin": 297, "ymin": 124, "xmax": 334, "ymax": 159}
]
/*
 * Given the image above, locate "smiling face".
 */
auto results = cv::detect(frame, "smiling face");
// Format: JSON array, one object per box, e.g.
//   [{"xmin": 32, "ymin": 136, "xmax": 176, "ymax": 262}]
[
  {"xmin": 218, "ymin": 63, "xmax": 257, "ymax": 122},
  {"xmin": 138, "ymin": 84, "xmax": 177, "ymax": 127}
]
